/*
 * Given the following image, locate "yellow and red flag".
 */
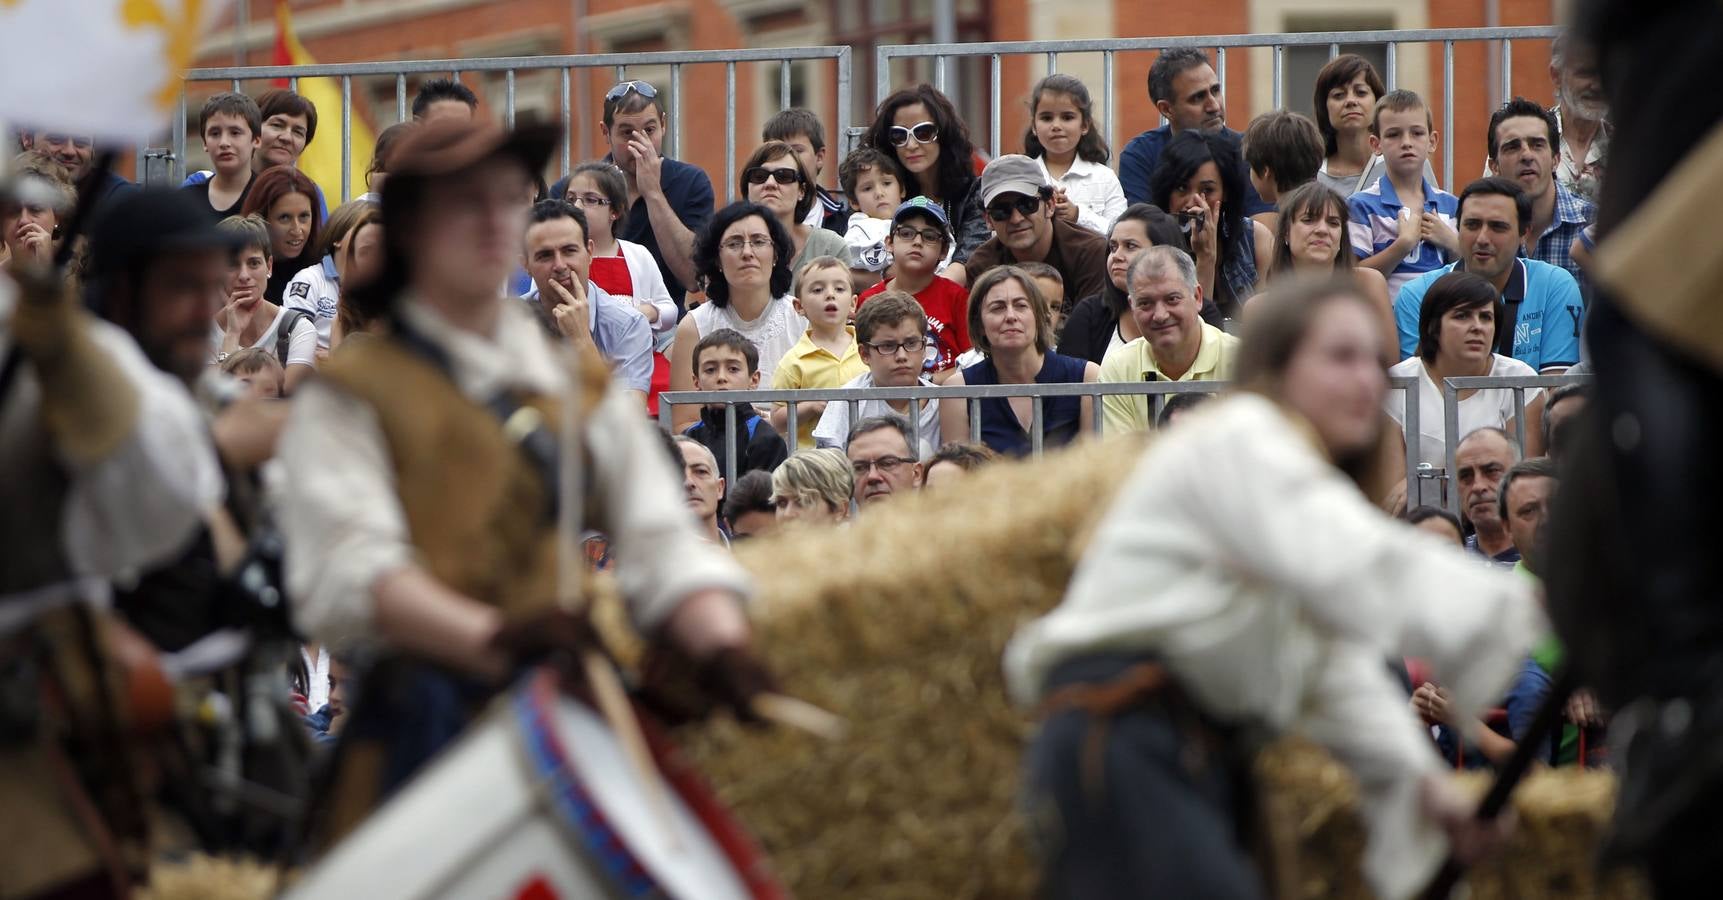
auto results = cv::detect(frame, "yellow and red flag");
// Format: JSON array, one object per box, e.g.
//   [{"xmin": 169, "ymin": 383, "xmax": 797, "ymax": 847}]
[
  {"xmin": 272, "ymin": 0, "xmax": 374, "ymax": 204},
  {"xmin": 0, "ymin": 0, "xmax": 232, "ymax": 142}
]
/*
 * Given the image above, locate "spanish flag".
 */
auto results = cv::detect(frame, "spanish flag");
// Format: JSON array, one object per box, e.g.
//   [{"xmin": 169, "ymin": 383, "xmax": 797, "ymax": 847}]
[{"xmin": 272, "ymin": 0, "xmax": 374, "ymax": 204}]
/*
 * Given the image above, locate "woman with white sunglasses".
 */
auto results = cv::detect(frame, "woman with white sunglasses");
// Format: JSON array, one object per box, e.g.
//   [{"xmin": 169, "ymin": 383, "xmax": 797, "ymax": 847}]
[{"xmin": 862, "ymin": 84, "xmax": 991, "ymax": 285}]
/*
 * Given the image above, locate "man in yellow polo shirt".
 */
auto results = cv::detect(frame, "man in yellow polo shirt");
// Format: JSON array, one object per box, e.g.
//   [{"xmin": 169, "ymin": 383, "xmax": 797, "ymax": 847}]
[{"xmin": 1099, "ymin": 246, "xmax": 1241, "ymax": 433}]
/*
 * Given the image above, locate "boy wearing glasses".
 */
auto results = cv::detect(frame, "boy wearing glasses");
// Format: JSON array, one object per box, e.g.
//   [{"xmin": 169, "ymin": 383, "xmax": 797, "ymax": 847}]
[
  {"xmin": 600, "ymin": 80, "xmax": 713, "ymax": 312},
  {"xmin": 813, "ymin": 292, "xmax": 943, "ymax": 457},
  {"xmin": 856, "ymin": 196, "xmax": 972, "ymax": 381},
  {"xmin": 965, "ymin": 154, "xmax": 1110, "ymax": 302}
]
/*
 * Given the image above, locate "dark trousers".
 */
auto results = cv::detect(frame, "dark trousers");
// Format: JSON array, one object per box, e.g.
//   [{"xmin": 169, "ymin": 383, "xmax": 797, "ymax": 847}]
[{"xmin": 1022, "ymin": 655, "xmax": 1266, "ymax": 900}]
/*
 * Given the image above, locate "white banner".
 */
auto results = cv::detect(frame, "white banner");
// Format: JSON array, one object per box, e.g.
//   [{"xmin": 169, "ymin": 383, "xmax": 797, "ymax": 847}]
[{"xmin": 0, "ymin": 0, "xmax": 232, "ymax": 143}]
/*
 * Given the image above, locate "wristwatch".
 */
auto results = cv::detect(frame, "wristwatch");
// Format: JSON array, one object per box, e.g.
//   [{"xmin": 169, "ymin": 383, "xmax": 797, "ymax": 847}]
[{"xmin": 216, "ymin": 351, "xmax": 230, "ymax": 363}]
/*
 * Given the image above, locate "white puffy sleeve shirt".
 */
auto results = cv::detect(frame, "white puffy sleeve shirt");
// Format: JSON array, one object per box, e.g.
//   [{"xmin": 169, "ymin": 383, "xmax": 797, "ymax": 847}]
[
  {"xmin": 275, "ymin": 298, "xmax": 751, "ymax": 647},
  {"xmin": 1, "ymin": 277, "xmax": 222, "ymax": 614},
  {"xmin": 1005, "ymin": 393, "xmax": 1543, "ymax": 900}
]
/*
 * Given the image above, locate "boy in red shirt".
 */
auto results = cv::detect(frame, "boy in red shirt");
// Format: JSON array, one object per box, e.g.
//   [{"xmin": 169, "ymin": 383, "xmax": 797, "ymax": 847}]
[{"xmin": 857, "ymin": 197, "xmax": 972, "ymax": 383}]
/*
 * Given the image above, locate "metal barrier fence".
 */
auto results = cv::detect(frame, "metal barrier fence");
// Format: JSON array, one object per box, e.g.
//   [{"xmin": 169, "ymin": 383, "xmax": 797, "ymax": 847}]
[
  {"xmin": 876, "ymin": 25, "xmax": 1561, "ymax": 192},
  {"xmin": 660, "ymin": 372, "xmax": 1586, "ymax": 513},
  {"xmin": 153, "ymin": 25, "xmax": 1561, "ymax": 201},
  {"xmin": 658, "ymin": 379, "xmax": 1421, "ymax": 498},
  {"xmin": 171, "ymin": 46, "xmax": 853, "ymax": 204}
]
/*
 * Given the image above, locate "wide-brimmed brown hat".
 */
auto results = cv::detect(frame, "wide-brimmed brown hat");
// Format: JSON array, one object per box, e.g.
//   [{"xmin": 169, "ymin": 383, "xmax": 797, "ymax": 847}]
[{"xmin": 381, "ymin": 117, "xmax": 560, "ymax": 210}]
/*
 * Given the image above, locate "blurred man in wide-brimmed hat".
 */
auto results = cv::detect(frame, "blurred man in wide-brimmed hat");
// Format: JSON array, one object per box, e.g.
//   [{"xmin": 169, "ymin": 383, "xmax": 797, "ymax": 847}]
[{"xmin": 273, "ymin": 118, "xmax": 772, "ymax": 840}]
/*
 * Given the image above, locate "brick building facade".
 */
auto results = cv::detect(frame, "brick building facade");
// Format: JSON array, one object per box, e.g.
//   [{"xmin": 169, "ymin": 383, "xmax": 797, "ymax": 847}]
[{"xmin": 191, "ymin": 0, "xmax": 1562, "ymax": 198}]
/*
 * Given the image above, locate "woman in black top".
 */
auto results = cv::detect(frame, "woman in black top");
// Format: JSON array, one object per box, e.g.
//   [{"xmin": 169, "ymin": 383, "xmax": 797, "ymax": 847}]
[
  {"xmin": 1058, "ymin": 203, "xmax": 1220, "ymax": 364},
  {"xmin": 861, "ymin": 84, "xmax": 989, "ymax": 284}
]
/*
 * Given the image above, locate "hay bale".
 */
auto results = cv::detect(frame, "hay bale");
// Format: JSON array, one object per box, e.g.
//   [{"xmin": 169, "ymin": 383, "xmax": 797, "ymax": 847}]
[
  {"xmin": 683, "ymin": 437, "xmax": 1143, "ymax": 898},
  {"xmin": 675, "ymin": 436, "xmax": 1641, "ymax": 899},
  {"xmin": 141, "ymin": 855, "xmax": 280, "ymax": 900}
]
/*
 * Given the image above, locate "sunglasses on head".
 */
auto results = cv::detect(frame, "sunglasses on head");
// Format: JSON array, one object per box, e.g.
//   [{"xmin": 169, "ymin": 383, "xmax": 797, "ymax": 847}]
[
  {"xmin": 887, "ymin": 121, "xmax": 939, "ymax": 148},
  {"xmin": 986, "ymin": 194, "xmax": 1043, "ymax": 222},
  {"xmin": 605, "ymin": 80, "xmax": 659, "ymax": 102},
  {"xmin": 745, "ymin": 166, "xmax": 803, "ymax": 186}
]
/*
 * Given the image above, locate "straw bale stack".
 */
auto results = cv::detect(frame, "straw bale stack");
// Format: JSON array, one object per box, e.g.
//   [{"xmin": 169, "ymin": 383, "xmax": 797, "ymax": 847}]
[
  {"xmin": 676, "ymin": 436, "xmax": 1643, "ymax": 899},
  {"xmin": 140, "ymin": 855, "xmax": 281, "ymax": 900}
]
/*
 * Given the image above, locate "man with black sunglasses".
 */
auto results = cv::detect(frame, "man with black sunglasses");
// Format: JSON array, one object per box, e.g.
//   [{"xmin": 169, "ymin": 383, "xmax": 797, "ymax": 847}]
[
  {"xmin": 964, "ymin": 155, "xmax": 1109, "ymax": 303},
  {"xmin": 598, "ymin": 80, "xmax": 713, "ymax": 313}
]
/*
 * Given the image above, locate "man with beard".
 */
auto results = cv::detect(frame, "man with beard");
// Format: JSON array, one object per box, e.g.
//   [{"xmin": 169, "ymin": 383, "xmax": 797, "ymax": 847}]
[
  {"xmin": 0, "ymin": 188, "xmax": 226, "ymax": 898},
  {"xmin": 1548, "ymin": 31, "xmax": 1608, "ymax": 203}
]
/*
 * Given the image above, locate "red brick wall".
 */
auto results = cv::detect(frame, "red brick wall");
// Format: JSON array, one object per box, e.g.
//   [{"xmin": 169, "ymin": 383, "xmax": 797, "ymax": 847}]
[{"xmin": 193, "ymin": 0, "xmax": 1559, "ymax": 195}]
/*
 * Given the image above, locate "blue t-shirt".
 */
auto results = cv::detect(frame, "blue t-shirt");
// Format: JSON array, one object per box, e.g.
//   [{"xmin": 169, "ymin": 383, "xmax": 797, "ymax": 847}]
[
  {"xmin": 1347, "ymin": 174, "xmax": 1459, "ymax": 297},
  {"xmin": 1118, "ymin": 124, "xmax": 1273, "ymax": 216},
  {"xmin": 1394, "ymin": 258, "xmax": 1586, "ymax": 371},
  {"xmin": 610, "ymin": 156, "xmax": 715, "ymax": 312},
  {"xmin": 961, "ymin": 352, "xmax": 1088, "ymax": 457}
]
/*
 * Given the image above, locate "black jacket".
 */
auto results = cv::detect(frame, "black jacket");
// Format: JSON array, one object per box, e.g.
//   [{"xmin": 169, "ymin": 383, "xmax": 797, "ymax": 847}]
[{"xmin": 683, "ymin": 402, "xmax": 788, "ymax": 480}]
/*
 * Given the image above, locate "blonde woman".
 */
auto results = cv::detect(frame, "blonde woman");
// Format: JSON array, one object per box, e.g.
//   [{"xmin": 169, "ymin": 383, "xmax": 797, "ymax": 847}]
[{"xmin": 770, "ymin": 447, "xmax": 854, "ymax": 527}]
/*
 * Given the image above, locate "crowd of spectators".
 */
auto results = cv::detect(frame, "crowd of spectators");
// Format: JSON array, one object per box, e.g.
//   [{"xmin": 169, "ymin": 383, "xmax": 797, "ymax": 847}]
[{"xmin": 3, "ymin": 30, "xmax": 1606, "ymax": 769}]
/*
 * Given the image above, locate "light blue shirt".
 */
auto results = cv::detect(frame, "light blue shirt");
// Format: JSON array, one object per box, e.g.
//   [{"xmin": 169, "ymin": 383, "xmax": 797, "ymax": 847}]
[
  {"xmin": 1393, "ymin": 258, "xmax": 1586, "ymax": 371},
  {"xmin": 520, "ymin": 281, "xmax": 655, "ymax": 394}
]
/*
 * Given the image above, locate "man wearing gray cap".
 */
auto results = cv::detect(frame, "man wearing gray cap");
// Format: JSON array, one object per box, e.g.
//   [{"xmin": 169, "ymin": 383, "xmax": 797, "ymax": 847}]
[{"xmin": 963, "ymin": 154, "xmax": 1109, "ymax": 302}]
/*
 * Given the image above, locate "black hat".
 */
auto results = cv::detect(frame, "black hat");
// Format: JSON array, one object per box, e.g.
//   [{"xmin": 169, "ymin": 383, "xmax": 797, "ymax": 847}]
[{"xmin": 87, "ymin": 188, "xmax": 245, "ymax": 280}]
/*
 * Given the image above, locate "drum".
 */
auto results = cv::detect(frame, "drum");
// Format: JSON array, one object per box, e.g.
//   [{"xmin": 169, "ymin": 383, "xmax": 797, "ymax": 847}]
[{"xmin": 286, "ymin": 668, "xmax": 782, "ymax": 899}]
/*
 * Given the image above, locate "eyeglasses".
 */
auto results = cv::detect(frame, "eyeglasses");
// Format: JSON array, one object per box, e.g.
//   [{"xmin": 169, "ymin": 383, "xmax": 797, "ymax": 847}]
[
  {"xmin": 720, "ymin": 235, "xmax": 774, "ymax": 254},
  {"xmin": 568, "ymin": 193, "xmax": 612, "ymax": 208},
  {"xmin": 887, "ymin": 121, "xmax": 939, "ymax": 148},
  {"xmin": 861, "ymin": 336, "xmax": 927, "ymax": 356},
  {"xmin": 891, "ymin": 225, "xmax": 944, "ymax": 245},
  {"xmin": 986, "ymin": 194, "xmax": 1043, "ymax": 222},
  {"xmin": 605, "ymin": 80, "xmax": 658, "ymax": 102},
  {"xmin": 851, "ymin": 455, "xmax": 916, "ymax": 477},
  {"xmin": 744, "ymin": 166, "xmax": 803, "ymax": 186}
]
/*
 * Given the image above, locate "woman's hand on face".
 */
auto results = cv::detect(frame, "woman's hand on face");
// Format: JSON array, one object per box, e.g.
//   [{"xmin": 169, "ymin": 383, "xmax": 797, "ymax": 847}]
[{"xmin": 1186, "ymin": 194, "xmax": 1216, "ymax": 260}]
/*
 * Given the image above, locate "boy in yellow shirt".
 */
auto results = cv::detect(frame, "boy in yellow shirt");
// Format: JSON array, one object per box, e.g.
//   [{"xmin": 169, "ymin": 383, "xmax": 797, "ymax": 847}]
[{"xmin": 770, "ymin": 255, "xmax": 867, "ymax": 449}]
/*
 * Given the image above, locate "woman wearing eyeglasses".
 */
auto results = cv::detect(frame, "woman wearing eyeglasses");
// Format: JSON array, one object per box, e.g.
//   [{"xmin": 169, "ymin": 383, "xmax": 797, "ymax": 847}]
[
  {"xmin": 862, "ymin": 84, "xmax": 991, "ymax": 285},
  {"xmin": 738, "ymin": 141, "xmax": 850, "ymax": 276},
  {"xmin": 668, "ymin": 202, "xmax": 808, "ymax": 430},
  {"xmin": 940, "ymin": 265, "xmax": 1099, "ymax": 456}
]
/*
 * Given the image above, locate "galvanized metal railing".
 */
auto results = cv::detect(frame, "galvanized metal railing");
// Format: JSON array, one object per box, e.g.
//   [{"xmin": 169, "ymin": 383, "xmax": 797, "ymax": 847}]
[
  {"xmin": 657, "ymin": 378, "xmax": 1432, "ymax": 501},
  {"xmin": 171, "ymin": 46, "xmax": 853, "ymax": 203},
  {"xmin": 150, "ymin": 26, "xmax": 1565, "ymax": 199},
  {"xmin": 874, "ymin": 26, "xmax": 1561, "ymax": 192}
]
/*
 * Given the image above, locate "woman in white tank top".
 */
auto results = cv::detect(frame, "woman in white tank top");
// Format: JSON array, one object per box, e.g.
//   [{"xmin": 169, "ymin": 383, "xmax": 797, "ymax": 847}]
[{"xmin": 669, "ymin": 202, "xmax": 807, "ymax": 430}]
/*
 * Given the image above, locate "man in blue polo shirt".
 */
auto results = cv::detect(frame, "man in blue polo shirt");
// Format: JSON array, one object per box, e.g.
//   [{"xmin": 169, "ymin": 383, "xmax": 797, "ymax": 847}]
[
  {"xmin": 1393, "ymin": 177, "xmax": 1585, "ymax": 372},
  {"xmin": 1486, "ymin": 97, "xmax": 1594, "ymax": 290},
  {"xmin": 1118, "ymin": 48, "xmax": 1271, "ymax": 215},
  {"xmin": 600, "ymin": 80, "xmax": 714, "ymax": 313}
]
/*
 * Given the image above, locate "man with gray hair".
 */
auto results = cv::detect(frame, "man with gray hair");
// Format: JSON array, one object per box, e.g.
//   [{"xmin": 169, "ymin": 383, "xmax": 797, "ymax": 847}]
[
  {"xmin": 845, "ymin": 415, "xmax": 923, "ymax": 507},
  {"xmin": 1453, "ymin": 426, "xmax": 1523, "ymax": 566},
  {"xmin": 1097, "ymin": 245, "xmax": 1241, "ymax": 433},
  {"xmin": 1547, "ymin": 30, "xmax": 1608, "ymax": 202}
]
